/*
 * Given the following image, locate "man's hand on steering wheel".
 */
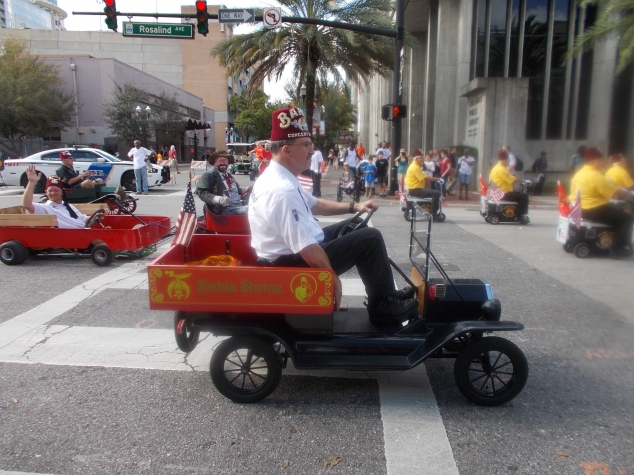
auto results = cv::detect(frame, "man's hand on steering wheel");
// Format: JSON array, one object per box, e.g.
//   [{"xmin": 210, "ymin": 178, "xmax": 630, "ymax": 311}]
[{"xmin": 354, "ymin": 199, "xmax": 378, "ymax": 214}]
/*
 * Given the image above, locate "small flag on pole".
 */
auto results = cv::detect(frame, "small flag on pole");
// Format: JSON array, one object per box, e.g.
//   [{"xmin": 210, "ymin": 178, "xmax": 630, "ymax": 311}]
[
  {"xmin": 568, "ymin": 190, "xmax": 582, "ymax": 229},
  {"xmin": 487, "ymin": 187, "xmax": 505, "ymax": 202},
  {"xmin": 172, "ymin": 182, "xmax": 197, "ymax": 247}
]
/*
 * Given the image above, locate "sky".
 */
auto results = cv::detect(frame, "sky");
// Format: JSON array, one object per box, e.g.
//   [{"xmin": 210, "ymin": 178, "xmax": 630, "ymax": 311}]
[{"xmin": 57, "ymin": 0, "xmax": 291, "ymax": 100}]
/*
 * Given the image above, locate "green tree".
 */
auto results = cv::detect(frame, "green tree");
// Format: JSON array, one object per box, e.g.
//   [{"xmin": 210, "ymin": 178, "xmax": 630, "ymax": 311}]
[
  {"xmin": 212, "ymin": 0, "xmax": 394, "ymax": 134},
  {"xmin": 322, "ymin": 85, "xmax": 356, "ymax": 149},
  {"xmin": 229, "ymin": 90, "xmax": 284, "ymax": 141},
  {"xmin": 565, "ymin": 0, "xmax": 634, "ymax": 74},
  {"xmin": 102, "ymin": 83, "xmax": 155, "ymax": 146},
  {"xmin": 0, "ymin": 39, "xmax": 74, "ymax": 149},
  {"xmin": 153, "ymin": 91, "xmax": 186, "ymax": 150}
]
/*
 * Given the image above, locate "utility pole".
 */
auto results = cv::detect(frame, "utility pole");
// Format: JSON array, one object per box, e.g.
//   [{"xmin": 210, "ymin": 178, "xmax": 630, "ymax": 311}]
[{"xmin": 390, "ymin": 0, "xmax": 405, "ymax": 194}]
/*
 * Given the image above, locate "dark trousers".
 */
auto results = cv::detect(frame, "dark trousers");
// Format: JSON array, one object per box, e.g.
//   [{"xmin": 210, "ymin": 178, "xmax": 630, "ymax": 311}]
[
  {"xmin": 311, "ymin": 171, "xmax": 322, "ymax": 197},
  {"xmin": 272, "ymin": 219, "xmax": 395, "ymax": 298},
  {"xmin": 502, "ymin": 192, "xmax": 529, "ymax": 215},
  {"xmin": 534, "ymin": 175, "xmax": 546, "ymax": 195},
  {"xmin": 582, "ymin": 204, "xmax": 634, "ymax": 249},
  {"xmin": 409, "ymin": 188, "xmax": 441, "ymax": 214}
]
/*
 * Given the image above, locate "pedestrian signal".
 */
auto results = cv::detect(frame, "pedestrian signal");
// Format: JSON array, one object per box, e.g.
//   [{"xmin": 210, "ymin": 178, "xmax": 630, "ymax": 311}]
[
  {"xmin": 381, "ymin": 104, "xmax": 407, "ymax": 121},
  {"xmin": 103, "ymin": 0, "xmax": 117, "ymax": 31},
  {"xmin": 196, "ymin": 0, "xmax": 209, "ymax": 36}
]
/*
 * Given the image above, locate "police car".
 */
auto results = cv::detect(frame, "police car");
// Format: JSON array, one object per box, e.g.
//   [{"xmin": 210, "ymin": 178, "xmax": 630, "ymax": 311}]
[{"xmin": 2, "ymin": 147, "xmax": 170, "ymax": 193}]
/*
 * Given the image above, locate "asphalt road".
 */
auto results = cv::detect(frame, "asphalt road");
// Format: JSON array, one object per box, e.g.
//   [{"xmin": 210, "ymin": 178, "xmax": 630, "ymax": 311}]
[{"xmin": 0, "ymin": 170, "xmax": 633, "ymax": 475}]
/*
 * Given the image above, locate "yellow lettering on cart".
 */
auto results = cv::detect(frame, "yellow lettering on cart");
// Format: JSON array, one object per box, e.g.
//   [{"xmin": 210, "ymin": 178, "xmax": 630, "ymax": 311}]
[
  {"xmin": 165, "ymin": 271, "xmax": 191, "ymax": 300},
  {"xmin": 239, "ymin": 281, "xmax": 283, "ymax": 294},
  {"xmin": 198, "ymin": 280, "xmax": 237, "ymax": 294}
]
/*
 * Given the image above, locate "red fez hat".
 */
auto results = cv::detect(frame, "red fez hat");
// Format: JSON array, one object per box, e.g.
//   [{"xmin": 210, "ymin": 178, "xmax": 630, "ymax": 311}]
[
  {"xmin": 46, "ymin": 175, "xmax": 64, "ymax": 190},
  {"xmin": 270, "ymin": 107, "xmax": 311, "ymax": 142},
  {"xmin": 584, "ymin": 147, "xmax": 604, "ymax": 161},
  {"xmin": 59, "ymin": 150, "xmax": 72, "ymax": 160},
  {"xmin": 497, "ymin": 150, "xmax": 509, "ymax": 160}
]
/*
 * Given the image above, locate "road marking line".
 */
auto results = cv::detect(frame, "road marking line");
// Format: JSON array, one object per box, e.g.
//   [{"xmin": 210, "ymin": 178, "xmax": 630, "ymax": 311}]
[{"xmin": 0, "ymin": 471, "xmax": 59, "ymax": 475}]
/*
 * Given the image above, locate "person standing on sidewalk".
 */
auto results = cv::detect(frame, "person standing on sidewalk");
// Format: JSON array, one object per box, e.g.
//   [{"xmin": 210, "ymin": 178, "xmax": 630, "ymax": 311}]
[
  {"xmin": 395, "ymin": 149, "xmax": 410, "ymax": 193},
  {"xmin": 128, "ymin": 140, "xmax": 151, "ymax": 194},
  {"xmin": 169, "ymin": 145, "xmax": 180, "ymax": 174},
  {"xmin": 375, "ymin": 151, "xmax": 389, "ymax": 197},
  {"xmin": 310, "ymin": 145, "xmax": 323, "ymax": 197},
  {"xmin": 457, "ymin": 149, "xmax": 476, "ymax": 200},
  {"xmin": 356, "ymin": 142, "xmax": 365, "ymax": 160},
  {"xmin": 531, "ymin": 152, "xmax": 548, "ymax": 196}
]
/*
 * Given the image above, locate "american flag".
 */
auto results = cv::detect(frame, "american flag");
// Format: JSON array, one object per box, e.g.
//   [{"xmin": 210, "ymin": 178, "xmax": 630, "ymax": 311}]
[
  {"xmin": 172, "ymin": 182, "xmax": 197, "ymax": 247},
  {"xmin": 487, "ymin": 187, "xmax": 505, "ymax": 202},
  {"xmin": 297, "ymin": 173, "xmax": 313, "ymax": 191},
  {"xmin": 569, "ymin": 190, "xmax": 582, "ymax": 229}
]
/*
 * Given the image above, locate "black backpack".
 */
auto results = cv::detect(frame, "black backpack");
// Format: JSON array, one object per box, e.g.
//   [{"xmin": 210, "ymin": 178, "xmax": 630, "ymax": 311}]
[{"xmin": 514, "ymin": 155, "xmax": 524, "ymax": 172}]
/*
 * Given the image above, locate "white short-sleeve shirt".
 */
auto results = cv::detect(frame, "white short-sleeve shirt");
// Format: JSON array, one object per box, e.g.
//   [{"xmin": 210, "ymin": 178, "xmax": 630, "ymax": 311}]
[
  {"xmin": 30, "ymin": 201, "xmax": 86, "ymax": 228},
  {"xmin": 310, "ymin": 150, "xmax": 323, "ymax": 173},
  {"xmin": 128, "ymin": 147, "xmax": 151, "ymax": 169},
  {"xmin": 248, "ymin": 161, "xmax": 323, "ymax": 261}
]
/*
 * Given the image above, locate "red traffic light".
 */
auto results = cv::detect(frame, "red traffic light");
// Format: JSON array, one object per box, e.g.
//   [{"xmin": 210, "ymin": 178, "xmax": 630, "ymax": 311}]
[
  {"xmin": 196, "ymin": 0, "xmax": 206, "ymax": 11},
  {"xmin": 104, "ymin": 0, "xmax": 115, "ymax": 6}
]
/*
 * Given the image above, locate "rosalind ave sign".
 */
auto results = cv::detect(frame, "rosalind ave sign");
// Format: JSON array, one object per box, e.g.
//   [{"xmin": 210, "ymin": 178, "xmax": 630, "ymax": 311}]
[{"xmin": 122, "ymin": 22, "xmax": 195, "ymax": 39}]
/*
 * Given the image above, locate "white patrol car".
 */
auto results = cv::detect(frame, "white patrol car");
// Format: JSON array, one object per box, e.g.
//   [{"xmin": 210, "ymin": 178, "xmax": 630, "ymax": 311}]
[{"xmin": 2, "ymin": 147, "xmax": 170, "ymax": 193}]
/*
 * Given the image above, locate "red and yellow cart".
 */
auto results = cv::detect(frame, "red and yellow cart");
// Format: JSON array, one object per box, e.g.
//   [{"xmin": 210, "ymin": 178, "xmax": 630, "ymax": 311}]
[{"xmin": 149, "ymin": 207, "xmax": 528, "ymax": 405}]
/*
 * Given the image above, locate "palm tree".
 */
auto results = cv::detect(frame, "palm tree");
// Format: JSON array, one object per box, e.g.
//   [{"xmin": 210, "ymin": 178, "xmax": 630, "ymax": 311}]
[
  {"xmin": 565, "ymin": 0, "xmax": 634, "ymax": 74},
  {"xmin": 212, "ymin": 0, "xmax": 394, "ymax": 132}
]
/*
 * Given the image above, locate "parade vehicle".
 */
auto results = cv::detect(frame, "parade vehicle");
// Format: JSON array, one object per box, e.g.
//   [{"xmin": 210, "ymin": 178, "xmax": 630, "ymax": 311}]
[
  {"xmin": 149, "ymin": 205, "xmax": 528, "ymax": 406},
  {"xmin": 2, "ymin": 147, "xmax": 170, "ymax": 193},
  {"xmin": 402, "ymin": 196, "xmax": 446, "ymax": 222},
  {"xmin": 0, "ymin": 205, "xmax": 172, "ymax": 267},
  {"xmin": 555, "ymin": 181, "xmax": 631, "ymax": 258},
  {"xmin": 196, "ymin": 187, "xmax": 253, "ymax": 235},
  {"xmin": 336, "ymin": 177, "xmax": 361, "ymax": 203},
  {"xmin": 226, "ymin": 143, "xmax": 257, "ymax": 176},
  {"xmin": 479, "ymin": 177, "xmax": 530, "ymax": 225},
  {"xmin": 41, "ymin": 184, "xmax": 138, "ymax": 215}
]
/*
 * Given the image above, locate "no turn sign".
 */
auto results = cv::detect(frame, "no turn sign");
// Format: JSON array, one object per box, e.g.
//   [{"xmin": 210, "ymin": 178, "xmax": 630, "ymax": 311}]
[{"xmin": 263, "ymin": 7, "xmax": 282, "ymax": 27}]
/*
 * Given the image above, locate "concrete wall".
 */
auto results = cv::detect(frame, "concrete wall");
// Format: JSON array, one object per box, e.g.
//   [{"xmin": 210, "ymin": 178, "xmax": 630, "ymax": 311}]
[
  {"xmin": 0, "ymin": 29, "xmax": 184, "ymax": 87},
  {"xmin": 39, "ymin": 56, "xmax": 203, "ymax": 150}
]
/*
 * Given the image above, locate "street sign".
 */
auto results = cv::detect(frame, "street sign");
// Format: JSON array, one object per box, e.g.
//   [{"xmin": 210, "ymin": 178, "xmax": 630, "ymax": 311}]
[
  {"xmin": 218, "ymin": 8, "xmax": 255, "ymax": 23},
  {"xmin": 218, "ymin": 9, "xmax": 254, "ymax": 23},
  {"xmin": 263, "ymin": 7, "xmax": 282, "ymax": 27},
  {"xmin": 122, "ymin": 22, "xmax": 194, "ymax": 39}
]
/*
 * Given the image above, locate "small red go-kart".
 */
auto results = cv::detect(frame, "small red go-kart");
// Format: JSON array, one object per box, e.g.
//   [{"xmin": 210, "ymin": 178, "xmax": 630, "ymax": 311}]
[
  {"xmin": 149, "ymin": 204, "xmax": 528, "ymax": 406},
  {"xmin": 0, "ymin": 204, "xmax": 172, "ymax": 266}
]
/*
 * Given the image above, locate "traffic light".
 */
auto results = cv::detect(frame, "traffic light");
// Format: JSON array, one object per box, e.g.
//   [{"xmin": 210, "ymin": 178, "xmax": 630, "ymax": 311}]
[
  {"xmin": 196, "ymin": 0, "xmax": 209, "ymax": 36},
  {"xmin": 103, "ymin": 0, "xmax": 117, "ymax": 31},
  {"xmin": 382, "ymin": 104, "xmax": 408, "ymax": 121}
]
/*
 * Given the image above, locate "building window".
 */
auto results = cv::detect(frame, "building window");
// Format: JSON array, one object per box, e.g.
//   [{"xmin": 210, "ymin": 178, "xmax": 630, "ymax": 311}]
[{"xmin": 471, "ymin": 0, "xmax": 594, "ymax": 140}]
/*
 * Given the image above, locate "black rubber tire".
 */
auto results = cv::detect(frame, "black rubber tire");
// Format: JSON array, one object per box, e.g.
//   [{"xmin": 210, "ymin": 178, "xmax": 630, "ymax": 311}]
[
  {"xmin": 435, "ymin": 212, "xmax": 446, "ymax": 223},
  {"xmin": 210, "ymin": 336, "xmax": 282, "ymax": 403},
  {"xmin": 404, "ymin": 209, "xmax": 413, "ymax": 222},
  {"xmin": 122, "ymin": 197, "xmax": 137, "ymax": 214},
  {"xmin": 174, "ymin": 312, "xmax": 200, "ymax": 353},
  {"xmin": 121, "ymin": 171, "xmax": 137, "ymax": 192},
  {"xmin": 454, "ymin": 336, "xmax": 528, "ymax": 406},
  {"xmin": 90, "ymin": 243, "xmax": 114, "ymax": 266},
  {"xmin": 489, "ymin": 214, "xmax": 500, "ymax": 225},
  {"xmin": 574, "ymin": 242, "xmax": 591, "ymax": 259},
  {"xmin": 563, "ymin": 243, "xmax": 574, "ymax": 253},
  {"xmin": 0, "ymin": 240, "xmax": 29, "ymax": 265}
]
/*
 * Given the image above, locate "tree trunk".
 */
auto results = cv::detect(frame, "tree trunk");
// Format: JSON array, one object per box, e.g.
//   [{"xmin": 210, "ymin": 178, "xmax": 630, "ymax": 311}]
[{"xmin": 305, "ymin": 61, "xmax": 317, "ymax": 142}]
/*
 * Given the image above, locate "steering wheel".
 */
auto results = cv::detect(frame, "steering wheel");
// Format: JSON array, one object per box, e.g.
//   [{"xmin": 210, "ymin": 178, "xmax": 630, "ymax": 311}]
[
  {"xmin": 337, "ymin": 208, "xmax": 375, "ymax": 238},
  {"xmin": 85, "ymin": 209, "xmax": 105, "ymax": 228}
]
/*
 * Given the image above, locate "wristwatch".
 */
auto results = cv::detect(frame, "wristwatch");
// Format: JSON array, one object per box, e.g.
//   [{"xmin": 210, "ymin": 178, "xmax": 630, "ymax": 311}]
[{"xmin": 349, "ymin": 201, "xmax": 355, "ymax": 213}]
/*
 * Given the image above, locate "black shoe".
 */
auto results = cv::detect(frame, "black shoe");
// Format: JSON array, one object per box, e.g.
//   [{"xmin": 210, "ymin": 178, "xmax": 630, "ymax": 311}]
[
  {"xmin": 392, "ymin": 286, "xmax": 416, "ymax": 299},
  {"xmin": 367, "ymin": 295, "xmax": 418, "ymax": 325}
]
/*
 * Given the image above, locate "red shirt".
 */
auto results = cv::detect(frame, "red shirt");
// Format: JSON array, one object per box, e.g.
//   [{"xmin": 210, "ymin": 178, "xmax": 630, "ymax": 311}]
[{"xmin": 440, "ymin": 157, "xmax": 451, "ymax": 176}]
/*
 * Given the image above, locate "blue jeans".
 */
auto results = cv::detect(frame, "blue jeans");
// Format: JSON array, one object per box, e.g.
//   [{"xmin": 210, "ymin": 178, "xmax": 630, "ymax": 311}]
[{"xmin": 134, "ymin": 166, "xmax": 148, "ymax": 193}]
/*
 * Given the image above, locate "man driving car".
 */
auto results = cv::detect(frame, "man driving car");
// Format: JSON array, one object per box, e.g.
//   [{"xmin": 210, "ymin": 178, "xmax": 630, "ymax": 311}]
[
  {"xmin": 248, "ymin": 106, "xmax": 418, "ymax": 325},
  {"xmin": 22, "ymin": 165, "xmax": 95, "ymax": 228}
]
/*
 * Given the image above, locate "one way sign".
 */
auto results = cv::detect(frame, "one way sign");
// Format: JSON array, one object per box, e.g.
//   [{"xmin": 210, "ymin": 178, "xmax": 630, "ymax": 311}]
[{"xmin": 218, "ymin": 9, "xmax": 255, "ymax": 23}]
